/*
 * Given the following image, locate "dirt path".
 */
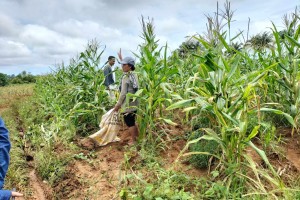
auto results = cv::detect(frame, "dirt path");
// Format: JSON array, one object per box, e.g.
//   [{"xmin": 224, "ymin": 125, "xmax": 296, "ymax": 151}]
[{"xmin": 28, "ymin": 170, "xmax": 47, "ymax": 200}]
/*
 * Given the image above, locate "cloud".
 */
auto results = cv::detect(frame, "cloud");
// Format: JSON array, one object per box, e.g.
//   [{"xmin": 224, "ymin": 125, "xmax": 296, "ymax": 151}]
[
  {"xmin": 0, "ymin": 39, "xmax": 30, "ymax": 59},
  {"xmin": 0, "ymin": 0, "xmax": 298, "ymax": 75},
  {"xmin": 0, "ymin": 14, "xmax": 21, "ymax": 37},
  {"xmin": 20, "ymin": 24, "xmax": 87, "ymax": 56}
]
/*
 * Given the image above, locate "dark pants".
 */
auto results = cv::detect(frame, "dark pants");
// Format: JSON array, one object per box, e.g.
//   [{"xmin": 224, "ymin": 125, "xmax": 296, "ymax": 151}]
[{"xmin": 123, "ymin": 112, "xmax": 137, "ymax": 127}]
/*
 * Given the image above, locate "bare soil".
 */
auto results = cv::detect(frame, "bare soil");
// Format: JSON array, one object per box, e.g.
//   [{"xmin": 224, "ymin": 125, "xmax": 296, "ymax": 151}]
[
  {"xmin": 21, "ymin": 126, "xmax": 300, "ymax": 199},
  {"xmin": 28, "ymin": 170, "xmax": 48, "ymax": 200}
]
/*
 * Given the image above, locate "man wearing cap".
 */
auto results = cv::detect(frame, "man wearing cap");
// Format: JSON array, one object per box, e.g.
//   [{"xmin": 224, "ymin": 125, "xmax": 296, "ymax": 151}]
[
  {"xmin": 103, "ymin": 56, "xmax": 118, "ymax": 100},
  {"xmin": 113, "ymin": 56, "xmax": 139, "ymax": 145}
]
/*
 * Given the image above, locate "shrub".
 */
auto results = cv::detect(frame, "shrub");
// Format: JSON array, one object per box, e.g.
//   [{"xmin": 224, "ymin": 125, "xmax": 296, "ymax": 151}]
[{"xmin": 0, "ymin": 73, "xmax": 8, "ymax": 86}]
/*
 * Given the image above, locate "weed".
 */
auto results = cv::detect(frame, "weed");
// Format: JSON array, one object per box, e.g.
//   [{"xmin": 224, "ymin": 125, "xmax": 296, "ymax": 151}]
[{"xmin": 188, "ymin": 130, "xmax": 219, "ymax": 169}]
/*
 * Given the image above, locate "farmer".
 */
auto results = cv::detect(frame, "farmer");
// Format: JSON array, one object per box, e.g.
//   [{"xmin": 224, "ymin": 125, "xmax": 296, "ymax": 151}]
[
  {"xmin": 103, "ymin": 56, "xmax": 118, "ymax": 100},
  {"xmin": 113, "ymin": 55, "xmax": 139, "ymax": 145},
  {"xmin": 0, "ymin": 117, "xmax": 23, "ymax": 199}
]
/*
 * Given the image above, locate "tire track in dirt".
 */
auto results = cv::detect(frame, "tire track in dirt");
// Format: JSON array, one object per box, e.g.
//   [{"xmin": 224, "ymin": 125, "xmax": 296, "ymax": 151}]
[{"xmin": 28, "ymin": 170, "xmax": 47, "ymax": 200}]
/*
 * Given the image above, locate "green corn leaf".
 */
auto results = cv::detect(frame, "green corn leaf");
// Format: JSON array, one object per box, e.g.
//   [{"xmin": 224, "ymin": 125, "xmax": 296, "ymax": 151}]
[
  {"xmin": 182, "ymin": 106, "xmax": 198, "ymax": 112},
  {"xmin": 246, "ymin": 125, "xmax": 260, "ymax": 141},
  {"xmin": 259, "ymin": 108, "xmax": 296, "ymax": 127},
  {"xmin": 218, "ymin": 33, "xmax": 230, "ymax": 51},
  {"xmin": 271, "ymin": 22, "xmax": 282, "ymax": 57},
  {"xmin": 166, "ymin": 99, "xmax": 194, "ymax": 110},
  {"xmin": 243, "ymin": 84, "xmax": 252, "ymax": 99},
  {"xmin": 246, "ymin": 141, "xmax": 278, "ymax": 177},
  {"xmin": 158, "ymin": 118, "xmax": 178, "ymax": 126},
  {"xmin": 230, "ymin": 31, "xmax": 243, "ymax": 42},
  {"xmin": 222, "ymin": 111, "xmax": 239, "ymax": 125},
  {"xmin": 285, "ymin": 34, "xmax": 300, "ymax": 48},
  {"xmin": 294, "ymin": 23, "xmax": 300, "ymax": 41}
]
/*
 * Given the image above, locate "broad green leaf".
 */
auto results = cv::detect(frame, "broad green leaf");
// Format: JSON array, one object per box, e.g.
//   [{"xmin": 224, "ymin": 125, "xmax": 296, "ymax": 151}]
[
  {"xmin": 246, "ymin": 125, "xmax": 260, "ymax": 141},
  {"xmin": 183, "ymin": 106, "xmax": 198, "ymax": 112},
  {"xmin": 218, "ymin": 33, "xmax": 230, "ymax": 51},
  {"xmin": 271, "ymin": 22, "xmax": 282, "ymax": 57},
  {"xmin": 247, "ymin": 141, "xmax": 279, "ymax": 178},
  {"xmin": 285, "ymin": 34, "xmax": 300, "ymax": 48},
  {"xmin": 243, "ymin": 84, "xmax": 252, "ymax": 99},
  {"xmin": 166, "ymin": 99, "xmax": 194, "ymax": 110},
  {"xmin": 158, "ymin": 118, "xmax": 178, "ymax": 126},
  {"xmin": 259, "ymin": 108, "xmax": 296, "ymax": 127}
]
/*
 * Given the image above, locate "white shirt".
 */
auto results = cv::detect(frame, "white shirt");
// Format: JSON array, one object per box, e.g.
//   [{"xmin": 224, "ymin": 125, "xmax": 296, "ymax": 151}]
[{"xmin": 111, "ymin": 65, "xmax": 119, "ymax": 83}]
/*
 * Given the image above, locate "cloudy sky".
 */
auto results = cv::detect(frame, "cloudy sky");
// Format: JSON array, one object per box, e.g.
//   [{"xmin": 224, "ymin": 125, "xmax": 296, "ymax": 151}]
[{"xmin": 0, "ymin": 0, "xmax": 299, "ymax": 75}]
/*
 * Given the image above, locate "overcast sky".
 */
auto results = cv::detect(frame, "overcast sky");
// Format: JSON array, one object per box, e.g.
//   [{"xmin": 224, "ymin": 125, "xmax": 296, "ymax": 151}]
[{"xmin": 0, "ymin": 0, "xmax": 299, "ymax": 75}]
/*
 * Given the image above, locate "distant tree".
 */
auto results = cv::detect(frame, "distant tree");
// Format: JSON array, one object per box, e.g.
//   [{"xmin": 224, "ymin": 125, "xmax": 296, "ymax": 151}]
[
  {"xmin": 245, "ymin": 31, "xmax": 274, "ymax": 51},
  {"xmin": 279, "ymin": 29, "xmax": 294, "ymax": 40},
  {"xmin": 0, "ymin": 73, "xmax": 8, "ymax": 86},
  {"xmin": 10, "ymin": 77, "xmax": 23, "ymax": 84},
  {"xmin": 177, "ymin": 37, "xmax": 201, "ymax": 57},
  {"xmin": 225, "ymin": 41, "xmax": 244, "ymax": 56},
  {"xmin": 9, "ymin": 71, "xmax": 36, "ymax": 84}
]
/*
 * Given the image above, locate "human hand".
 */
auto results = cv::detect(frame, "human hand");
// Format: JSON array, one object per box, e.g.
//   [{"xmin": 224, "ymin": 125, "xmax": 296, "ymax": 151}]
[
  {"xmin": 12, "ymin": 191, "xmax": 23, "ymax": 197},
  {"xmin": 117, "ymin": 48, "xmax": 123, "ymax": 61},
  {"xmin": 113, "ymin": 105, "xmax": 121, "ymax": 112}
]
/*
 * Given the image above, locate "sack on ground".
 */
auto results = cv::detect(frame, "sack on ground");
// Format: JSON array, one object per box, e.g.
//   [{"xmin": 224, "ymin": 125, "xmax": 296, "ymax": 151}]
[{"xmin": 88, "ymin": 109, "xmax": 120, "ymax": 146}]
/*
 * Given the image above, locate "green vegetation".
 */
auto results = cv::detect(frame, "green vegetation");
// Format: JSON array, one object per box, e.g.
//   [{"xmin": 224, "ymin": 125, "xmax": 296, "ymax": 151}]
[
  {"xmin": 0, "ymin": 84, "xmax": 34, "ymax": 195},
  {"xmin": 0, "ymin": 71, "xmax": 37, "ymax": 86},
  {"xmin": 1, "ymin": 2, "xmax": 300, "ymax": 199},
  {"xmin": 188, "ymin": 130, "xmax": 219, "ymax": 169}
]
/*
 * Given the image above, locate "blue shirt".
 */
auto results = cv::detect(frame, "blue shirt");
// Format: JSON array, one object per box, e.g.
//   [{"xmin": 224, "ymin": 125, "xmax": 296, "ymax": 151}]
[
  {"xmin": 0, "ymin": 190, "xmax": 12, "ymax": 200},
  {"xmin": 0, "ymin": 117, "xmax": 12, "ymax": 199}
]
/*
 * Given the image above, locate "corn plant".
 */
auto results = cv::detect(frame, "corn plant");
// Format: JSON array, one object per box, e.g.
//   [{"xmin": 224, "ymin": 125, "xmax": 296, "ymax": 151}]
[
  {"xmin": 35, "ymin": 39, "xmax": 108, "ymax": 136},
  {"xmin": 133, "ymin": 17, "xmax": 178, "ymax": 141},
  {"xmin": 269, "ymin": 8, "xmax": 300, "ymax": 133},
  {"xmin": 166, "ymin": 24, "xmax": 294, "ymax": 197}
]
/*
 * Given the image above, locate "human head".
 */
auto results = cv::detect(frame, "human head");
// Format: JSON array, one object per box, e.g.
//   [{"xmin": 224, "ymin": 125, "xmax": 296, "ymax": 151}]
[
  {"xmin": 108, "ymin": 56, "xmax": 115, "ymax": 66},
  {"xmin": 120, "ymin": 57, "xmax": 135, "ymax": 71}
]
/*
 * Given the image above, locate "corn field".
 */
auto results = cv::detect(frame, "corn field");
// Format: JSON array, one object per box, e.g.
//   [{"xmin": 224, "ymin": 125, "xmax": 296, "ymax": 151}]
[{"xmin": 10, "ymin": 4, "xmax": 300, "ymax": 200}]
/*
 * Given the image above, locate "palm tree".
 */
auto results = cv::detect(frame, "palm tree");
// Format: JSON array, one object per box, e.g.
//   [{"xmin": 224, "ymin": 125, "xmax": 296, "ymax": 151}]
[
  {"xmin": 245, "ymin": 31, "xmax": 274, "ymax": 51},
  {"xmin": 177, "ymin": 37, "xmax": 201, "ymax": 57}
]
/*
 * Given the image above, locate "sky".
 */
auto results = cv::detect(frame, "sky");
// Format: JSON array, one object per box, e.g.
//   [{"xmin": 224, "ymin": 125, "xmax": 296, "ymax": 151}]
[{"xmin": 0, "ymin": 0, "xmax": 299, "ymax": 75}]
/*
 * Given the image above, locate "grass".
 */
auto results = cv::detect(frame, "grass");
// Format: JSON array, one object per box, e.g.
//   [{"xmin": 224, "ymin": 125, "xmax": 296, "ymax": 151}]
[
  {"xmin": 0, "ymin": 84, "xmax": 77, "ymax": 198},
  {"xmin": 0, "ymin": 84, "xmax": 34, "ymax": 108},
  {"xmin": 0, "ymin": 84, "xmax": 34, "ymax": 195}
]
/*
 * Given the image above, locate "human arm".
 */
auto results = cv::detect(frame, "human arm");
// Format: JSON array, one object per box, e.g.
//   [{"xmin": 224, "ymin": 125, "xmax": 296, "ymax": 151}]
[
  {"xmin": 117, "ymin": 48, "xmax": 123, "ymax": 61},
  {"xmin": 12, "ymin": 190, "xmax": 23, "ymax": 197},
  {"xmin": 0, "ymin": 190, "xmax": 11, "ymax": 200},
  {"xmin": 114, "ymin": 75, "xmax": 128, "ymax": 112},
  {"xmin": 0, "ymin": 117, "xmax": 11, "ymax": 189},
  {"xmin": 0, "ymin": 118, "xmax": 23, "ymax": 199},
  {"xmin": 0, "ymin": 190, "xmax": 23, "ymax": 200}
]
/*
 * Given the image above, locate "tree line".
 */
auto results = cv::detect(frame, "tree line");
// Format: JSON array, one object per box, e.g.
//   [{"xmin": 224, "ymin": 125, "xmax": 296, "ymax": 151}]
[{"xmin": 0, "ymin": 71, "xmax": 37, "ymax": 86}]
